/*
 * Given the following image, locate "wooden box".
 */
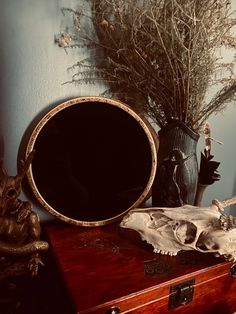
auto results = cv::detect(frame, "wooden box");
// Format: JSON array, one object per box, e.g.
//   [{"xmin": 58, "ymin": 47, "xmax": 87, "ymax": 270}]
[{"xmin": 46, "ymin": 223, "xmax": 236, "ymax": 314}]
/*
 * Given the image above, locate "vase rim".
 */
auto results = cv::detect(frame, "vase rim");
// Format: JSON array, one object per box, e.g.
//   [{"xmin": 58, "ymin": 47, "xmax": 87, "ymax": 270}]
[{"xmin": 158, "ymin": 121, "xmax": 199, "ymax": 141}]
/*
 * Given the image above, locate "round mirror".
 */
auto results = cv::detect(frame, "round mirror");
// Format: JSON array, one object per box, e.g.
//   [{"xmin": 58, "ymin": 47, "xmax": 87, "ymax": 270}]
[{"xmin": 25, "ymin": 97, "xmax": 157, "ymax": 226}]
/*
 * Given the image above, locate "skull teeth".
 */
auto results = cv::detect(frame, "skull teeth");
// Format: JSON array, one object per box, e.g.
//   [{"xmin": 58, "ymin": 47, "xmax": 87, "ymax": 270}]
[{"xmin": 153, "ymin": 249, "xmax": 177, "ymax": 256}]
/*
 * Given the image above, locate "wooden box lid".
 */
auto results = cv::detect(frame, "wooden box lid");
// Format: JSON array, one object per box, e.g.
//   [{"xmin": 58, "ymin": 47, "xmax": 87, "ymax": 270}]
[{"xmin": 46, "ymin": 223, "xmax": 235, "ymax": 314}]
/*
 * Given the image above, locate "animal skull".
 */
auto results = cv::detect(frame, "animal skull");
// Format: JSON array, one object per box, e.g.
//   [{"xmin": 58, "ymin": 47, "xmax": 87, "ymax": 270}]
[{"xmin": 120, "ymin": 198, "xmax": 236, "ymax": 261}]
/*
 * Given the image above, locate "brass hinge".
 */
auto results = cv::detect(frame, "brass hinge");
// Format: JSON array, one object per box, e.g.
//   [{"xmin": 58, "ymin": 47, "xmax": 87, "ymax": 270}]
[{"xmin": 168, "ymin": 279, "xmax": 195, "ymax": 310}]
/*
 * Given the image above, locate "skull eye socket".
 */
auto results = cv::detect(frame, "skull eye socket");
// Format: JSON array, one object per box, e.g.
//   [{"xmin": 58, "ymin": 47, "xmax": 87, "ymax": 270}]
[
  {"xmin": 183, "ymin": 222, "xmax": 197, "ymax": 244},
  {"xmin": 175, "ymin": 222, "xmax": 197, "ymax": 244},
  {"xmin": 196, "ymin": 232, "xmax": 220, "ymax": 251},
  {"xmin": 6, "ymin": 188, "xmax": 18, "ymax": 199}
]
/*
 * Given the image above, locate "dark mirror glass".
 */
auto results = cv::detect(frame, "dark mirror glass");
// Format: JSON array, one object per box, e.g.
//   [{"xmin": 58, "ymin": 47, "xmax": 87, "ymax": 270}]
[{"xmin": 26, "ymin": 97, "xmax": 157, "ymax": 226}]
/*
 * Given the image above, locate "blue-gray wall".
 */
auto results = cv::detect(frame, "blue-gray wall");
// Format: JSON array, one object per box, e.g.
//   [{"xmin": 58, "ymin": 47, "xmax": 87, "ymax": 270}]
[{"xmin": 1, "ymin": 0, "xmax": 236, "ymax": 220}]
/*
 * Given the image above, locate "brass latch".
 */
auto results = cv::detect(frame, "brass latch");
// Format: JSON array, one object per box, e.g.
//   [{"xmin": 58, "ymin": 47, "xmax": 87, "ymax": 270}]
[{"xmin": 168, "ymin": 279, "xmax": 195, "ymax": 310}]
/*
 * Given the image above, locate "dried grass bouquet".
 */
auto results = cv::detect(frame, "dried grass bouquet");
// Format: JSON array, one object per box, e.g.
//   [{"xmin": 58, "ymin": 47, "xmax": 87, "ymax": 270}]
[{"xmin": 57, "ymin": 0, "xmax": 236, "ymax": 132}]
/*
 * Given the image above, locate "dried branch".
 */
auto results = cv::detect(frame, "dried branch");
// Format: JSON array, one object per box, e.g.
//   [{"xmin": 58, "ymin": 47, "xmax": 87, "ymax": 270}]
[{"xmin": 56, "ymin": 0, "xmax": 236, "ymax": 132}]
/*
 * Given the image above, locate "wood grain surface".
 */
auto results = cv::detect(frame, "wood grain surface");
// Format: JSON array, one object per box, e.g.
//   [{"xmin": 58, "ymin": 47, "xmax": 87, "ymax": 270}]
[{"xmin": 46, "ymin": 222, "xmax": 236, "ymax": 314}]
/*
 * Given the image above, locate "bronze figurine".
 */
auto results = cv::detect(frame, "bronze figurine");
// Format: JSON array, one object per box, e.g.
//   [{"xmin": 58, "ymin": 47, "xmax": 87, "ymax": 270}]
[{"xmin": 0, "ymin": 151, "xmax": 49, "ymax": 280}]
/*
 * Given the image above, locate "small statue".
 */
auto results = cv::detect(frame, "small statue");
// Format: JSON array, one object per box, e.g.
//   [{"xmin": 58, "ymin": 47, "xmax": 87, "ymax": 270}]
[
  {"xmin": 0, "ymin": 151, "xmax": 49, "ymax": 279},
  {"xmin": 120, "ymin": 196, "xmax": 236, "ymax": 261}
]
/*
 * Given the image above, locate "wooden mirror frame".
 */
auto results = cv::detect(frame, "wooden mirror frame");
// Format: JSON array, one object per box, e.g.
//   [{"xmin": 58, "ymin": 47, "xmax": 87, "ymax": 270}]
[{"xmin": 25, "ymin": 97, "xmax": 157, "ymax": 226}]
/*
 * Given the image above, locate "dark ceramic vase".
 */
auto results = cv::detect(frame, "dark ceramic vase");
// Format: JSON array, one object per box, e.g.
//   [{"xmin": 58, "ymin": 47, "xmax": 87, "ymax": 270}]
[{"xmin": 152, "ymin": 121, "xmax": 199, "ymax": 207}]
